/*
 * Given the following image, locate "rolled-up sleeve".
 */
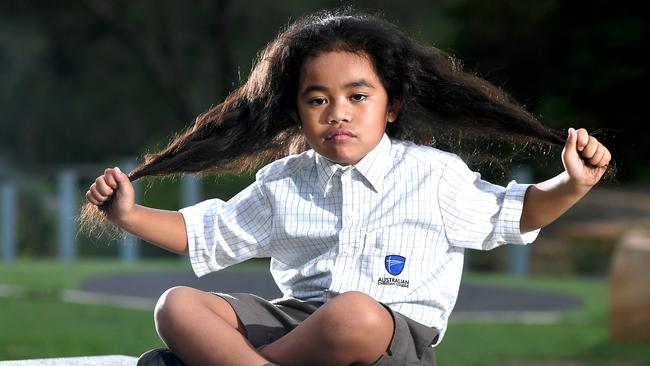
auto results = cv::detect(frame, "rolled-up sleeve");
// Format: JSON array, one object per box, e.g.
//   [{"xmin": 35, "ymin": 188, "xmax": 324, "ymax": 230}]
[
  {"xmin": 179, "ymin": 180, "xmax": 272, "ymax": 277},
  {"xmin": 437, "ymin": 154, "xmax": 540, "ymax": 250}
]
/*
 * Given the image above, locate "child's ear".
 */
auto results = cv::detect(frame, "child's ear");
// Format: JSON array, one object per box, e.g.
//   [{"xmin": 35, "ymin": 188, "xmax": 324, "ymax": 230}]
[{"xmin": 387, "ymin": 99, "xmax": 402, "ymax": 123}]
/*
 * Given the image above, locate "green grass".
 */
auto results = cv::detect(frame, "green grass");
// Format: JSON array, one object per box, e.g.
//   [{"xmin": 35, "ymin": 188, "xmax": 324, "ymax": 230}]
[
  {"xmin": 1, "ymin": 297, "xmax": 162, "ymax": 359},
  {"xmin": 437, "ymin": 272, "xmax": 650, "ymax": 365},
  {"xmin": 1, "ymin": 261, "xmax": 649, "ymax": 364},
  {"xmin": 0, "ymin": 259, "xmax": 190, "ymax": 360}
]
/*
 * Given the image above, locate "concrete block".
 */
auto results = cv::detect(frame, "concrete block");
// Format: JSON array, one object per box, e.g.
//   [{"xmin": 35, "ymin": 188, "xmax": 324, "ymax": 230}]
[{"xmin": 609, "ymin": 227, "xmax": 650, "ymax": 342}]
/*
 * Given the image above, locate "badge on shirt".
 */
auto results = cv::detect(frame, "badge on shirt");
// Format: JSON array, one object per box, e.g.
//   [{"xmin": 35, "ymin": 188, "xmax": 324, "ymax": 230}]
[
  {"xmin": 378, "ymin": 255, "xmax": 410, "ymax": 288},
  {"xmin": 384, "ymin": 255, "xmax": 406, "ymax": 276}
]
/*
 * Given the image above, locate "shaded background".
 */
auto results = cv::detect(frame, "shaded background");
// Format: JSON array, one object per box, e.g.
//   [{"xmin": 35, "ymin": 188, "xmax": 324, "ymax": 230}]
[
  {"xmin": 0, "ymin": 0, "xmax": 648, "ymax": 264},
  {"xmin": 1, "ymin": 1, "xmax": 650, "ymax": 364}
]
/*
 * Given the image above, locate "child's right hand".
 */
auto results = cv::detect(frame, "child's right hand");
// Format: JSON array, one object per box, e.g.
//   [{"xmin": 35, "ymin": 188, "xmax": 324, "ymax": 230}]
[{"xmin": 85, "ymin": 167, "xmax": 135, "ymax": 224}]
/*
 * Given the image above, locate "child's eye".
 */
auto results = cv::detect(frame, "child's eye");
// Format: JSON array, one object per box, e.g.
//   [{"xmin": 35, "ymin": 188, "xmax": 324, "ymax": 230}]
[
  {"xmin": 351, "ymin": 94, "xmax": 367, "ymax": 102},
  {"xmin": 309, "ymin": 97, "xmax": 327, "ymax": 106}
]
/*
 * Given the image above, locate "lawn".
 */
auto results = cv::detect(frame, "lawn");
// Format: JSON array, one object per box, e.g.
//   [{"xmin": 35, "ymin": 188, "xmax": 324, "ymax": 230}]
[
  {"xmin": 0, "ymin": 260, "xmax": 189, "ymax": 360},
  {"xmin": 438, "ymin": 272, "xmax": 650, "ymax": 366},
  {"xmin": 1, "ymin": 260, "xmax": 649, "ymax": 365}
]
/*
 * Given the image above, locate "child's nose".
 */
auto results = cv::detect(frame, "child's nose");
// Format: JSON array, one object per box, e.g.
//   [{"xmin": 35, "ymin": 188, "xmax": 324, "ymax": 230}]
[{"xmin": 326, "ymin": 101, "xmax": 350, "ymax": 124}]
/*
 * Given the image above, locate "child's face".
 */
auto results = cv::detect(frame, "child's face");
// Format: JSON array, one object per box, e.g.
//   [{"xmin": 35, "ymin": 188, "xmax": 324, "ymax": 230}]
[{"xmin": 296, "ymin": 51, "xmax": 398, "ymax": 165}]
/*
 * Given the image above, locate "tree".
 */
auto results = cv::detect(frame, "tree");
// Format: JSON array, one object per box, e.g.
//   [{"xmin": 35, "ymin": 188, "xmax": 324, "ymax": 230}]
[{"xmin": 443, "ymin": 0, "xmax": 649, "ymax": 180}]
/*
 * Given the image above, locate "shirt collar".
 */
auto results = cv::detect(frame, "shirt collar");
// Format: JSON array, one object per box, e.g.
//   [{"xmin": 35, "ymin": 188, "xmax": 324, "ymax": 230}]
[
  {"xmin": 313, "ymin": 133, "xmax": 392, "ymax": 196},
  {"xmin": 354, "ymin": 133, "xmax": 392, "ymax": 192}
]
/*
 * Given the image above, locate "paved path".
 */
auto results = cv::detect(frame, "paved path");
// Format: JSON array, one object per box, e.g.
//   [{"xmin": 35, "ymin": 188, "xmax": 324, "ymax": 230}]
[{"xmin": 80, "ymin": 267, "xmax": 583, "ymax": 322}]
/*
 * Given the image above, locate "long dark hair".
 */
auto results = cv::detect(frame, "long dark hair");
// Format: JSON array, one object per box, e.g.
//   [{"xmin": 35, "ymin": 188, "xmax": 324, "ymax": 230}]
[{"xmin": 81, "ymin": 8, "xmax": 568, "ymax": 234}]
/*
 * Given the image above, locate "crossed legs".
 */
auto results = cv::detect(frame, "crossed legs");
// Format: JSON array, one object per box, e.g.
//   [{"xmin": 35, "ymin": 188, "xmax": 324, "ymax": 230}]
[{"xmin": 154, "ymin": 287, "xmax": 394, "ymax": 366}]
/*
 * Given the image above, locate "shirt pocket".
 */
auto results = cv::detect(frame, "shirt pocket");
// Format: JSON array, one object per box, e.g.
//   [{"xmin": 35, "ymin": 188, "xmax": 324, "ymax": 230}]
[{"xmin": 360, "ymin": 227, "xmax": 440, "ymax": 300}]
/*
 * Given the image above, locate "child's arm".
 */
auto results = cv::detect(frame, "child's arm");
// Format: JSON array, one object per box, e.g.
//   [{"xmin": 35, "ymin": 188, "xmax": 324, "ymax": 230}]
[
  {"xmin": 520, "ymin": 128, "xmax": 611, "ymax": 233},
  {"xmin": 85, "ymin": 167, "xmax": 189, "ymax": 255}
]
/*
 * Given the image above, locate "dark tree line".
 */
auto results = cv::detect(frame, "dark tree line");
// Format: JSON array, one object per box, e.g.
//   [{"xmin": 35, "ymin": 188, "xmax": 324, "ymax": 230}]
[{"xmin": 0, "ymin": 0, "xmax": 647, "ymax": 181}]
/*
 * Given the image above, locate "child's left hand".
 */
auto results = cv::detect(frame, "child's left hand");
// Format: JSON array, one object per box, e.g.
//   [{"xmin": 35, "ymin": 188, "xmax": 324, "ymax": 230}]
[{"xmin": 562, "ymin": 128, "xmax": 611, "ymax": 187}]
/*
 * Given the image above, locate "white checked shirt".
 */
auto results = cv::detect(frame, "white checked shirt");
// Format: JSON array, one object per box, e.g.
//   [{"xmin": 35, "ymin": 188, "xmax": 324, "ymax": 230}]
[{"xmin": 180, "ymin": 134, "xmax": 539, "ymax": 344}]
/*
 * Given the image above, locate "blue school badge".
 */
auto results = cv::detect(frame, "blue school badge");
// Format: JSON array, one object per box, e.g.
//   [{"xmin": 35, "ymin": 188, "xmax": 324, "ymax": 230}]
[{"xmin": 385, "ymin": 255, "xmax": 406, "ymax": 276}]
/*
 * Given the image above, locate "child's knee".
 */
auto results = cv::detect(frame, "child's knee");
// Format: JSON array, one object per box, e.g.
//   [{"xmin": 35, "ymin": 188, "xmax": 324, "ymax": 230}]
[
  {"xmin": 154, "ymin": 287, "xmax": 241, "ymax": 337},
  {"xmin": 154, "ymin": 286, "xmax": 194, "ymax": 331},
  {"xmin": 320, "ymin": 291, "xmax": 393, "ymax": 348}
]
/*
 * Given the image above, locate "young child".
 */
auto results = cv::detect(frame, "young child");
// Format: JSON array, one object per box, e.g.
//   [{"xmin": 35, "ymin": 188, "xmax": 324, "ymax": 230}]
[{"xmin": 83, "ymin": 9, "xmax": 611, "ymax": 366}]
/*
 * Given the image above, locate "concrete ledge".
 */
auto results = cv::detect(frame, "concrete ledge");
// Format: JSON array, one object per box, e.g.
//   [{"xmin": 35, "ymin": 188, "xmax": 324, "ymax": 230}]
[{"xmin": 0, "ymin": 355, "xmax": 137, "ymax": 366}]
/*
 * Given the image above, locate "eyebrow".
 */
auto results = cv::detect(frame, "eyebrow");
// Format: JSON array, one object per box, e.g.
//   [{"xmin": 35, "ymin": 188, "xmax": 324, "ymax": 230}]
[{"xmin": 299, "ymin": 79, "xmax": 375, "ymax": 97}]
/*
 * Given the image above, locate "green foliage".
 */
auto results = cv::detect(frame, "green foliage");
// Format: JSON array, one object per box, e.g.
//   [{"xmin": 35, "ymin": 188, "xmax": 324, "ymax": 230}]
[
  {"xmin": 443, "ymin": 0, "xmax": 649, "ymax": 181},
  {"xmin": 565, "ymin": 237, "xmax": 619, "ymax": 275},
  {"xmin": 13, "ymin": 177, "xmax": 61, "ymax": 258},
  {"xmin": 202, "ymin": 173, "xmax": 256, "ymax": 201},
  {"xmin": 0, "ymin": 1, "xmax": 646, "ymax": 179}
]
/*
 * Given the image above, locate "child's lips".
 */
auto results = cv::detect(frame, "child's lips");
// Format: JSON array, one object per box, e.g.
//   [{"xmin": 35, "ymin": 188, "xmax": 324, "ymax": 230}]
[{"xmin": 326, "ymin": 129, "xmax": 355, "ymax": 141}]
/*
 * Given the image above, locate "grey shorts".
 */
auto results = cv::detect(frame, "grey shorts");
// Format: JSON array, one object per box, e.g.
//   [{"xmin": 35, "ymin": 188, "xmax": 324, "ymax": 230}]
[{"xmin": 216, "ymin": 293, "xmax": 438, "ymax": 366}]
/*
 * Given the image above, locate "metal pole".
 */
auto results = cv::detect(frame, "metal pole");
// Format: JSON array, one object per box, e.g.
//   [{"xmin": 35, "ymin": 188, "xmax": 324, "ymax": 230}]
[
  {"xmin": 1, "ymin": 179, "xmax": 17, "ymax": 262},
  {"xmin": 508, "ymin": 165, "xmax": 533, "ymax": 277},
  {"xmin": 58, "ymin": 170, "xmax": 78, "ymax": 261},
  {"xmin": 180, "ymin": 174, "xmax": 202, "ymax": 259},
  {"xmin": 181, "ymin": 174, "xmax": 202, "ymax": 207},
  {"xmin": 120, "ymin": 159, "xmax": 140, "ymax": 262}
]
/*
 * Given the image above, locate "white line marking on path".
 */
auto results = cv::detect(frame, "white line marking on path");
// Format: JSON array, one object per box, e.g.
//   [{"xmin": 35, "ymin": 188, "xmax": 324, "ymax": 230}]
[
  {"xmin": 0, "ymin": 284, "xmax": 26, "ymax": 297},
  {"xmin": 0, "ymin": 283, "xmax": 565, "ymax": 323},
  {"xmin": 60, "ymin": 290, "xmax": 156, "ymax": 310},
  {"xmin": 450, "ymin": 311, "xmax": 562, "ymax": 324}
]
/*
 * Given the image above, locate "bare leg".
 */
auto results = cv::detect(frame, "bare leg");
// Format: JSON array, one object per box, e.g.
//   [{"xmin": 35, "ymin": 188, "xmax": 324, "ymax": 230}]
[
  {"xmin": 154, "ymin": 286, "xmax": 270, "ymax": 366},
  {"xmin": 260, "ymin": 291, "xmax": 394, "ymax": 366}
]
